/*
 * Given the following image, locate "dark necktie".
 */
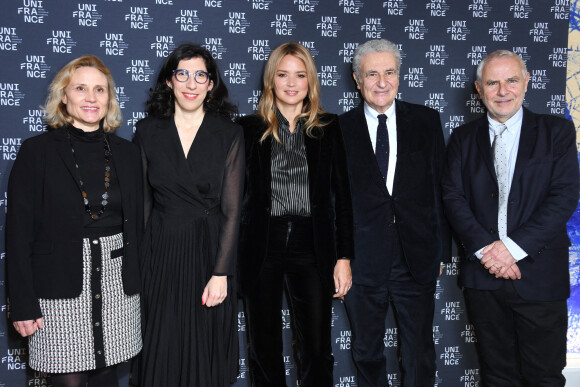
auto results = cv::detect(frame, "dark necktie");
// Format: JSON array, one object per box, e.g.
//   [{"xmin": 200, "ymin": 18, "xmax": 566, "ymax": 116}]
[{"xmin": 376, "ymin": 113, "xmax": 389, "ymax": 180}]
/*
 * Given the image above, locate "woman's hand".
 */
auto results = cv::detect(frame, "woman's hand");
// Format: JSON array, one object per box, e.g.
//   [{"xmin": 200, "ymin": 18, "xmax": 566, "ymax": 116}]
[
  {"xmin": 333, "ymin": 259, "xmax": 352, "ymax": 300},
  {"xmin": 13, "ymin": 318, "xmax": 43, "ymax": 337},
  {"xmin": 202, "ymin": 275, "xmax": 227, "ymax": 307}
]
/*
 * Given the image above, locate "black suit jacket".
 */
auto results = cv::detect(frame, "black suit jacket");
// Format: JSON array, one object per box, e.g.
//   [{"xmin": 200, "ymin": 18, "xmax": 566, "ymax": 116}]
[
  {"xmin": 6, "ymin": 126, "xmax": 142, "ymax": 321},
  {"xmin": 442, "ymin": 108, "xmax": 579, "ymax": 301},
  {"xmin": 237, "ymin": 113, "xmax": 354, "ymax": 295},
  {"xmin": 339, "ymin": 101, "xmax": 450, "ymax": 286}
]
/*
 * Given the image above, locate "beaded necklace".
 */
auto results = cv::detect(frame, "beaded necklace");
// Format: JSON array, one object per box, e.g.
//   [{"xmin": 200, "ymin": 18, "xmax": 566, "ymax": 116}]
[{"xmin": 67, "ymin": 128, "xmax": 111, "ymax": 220}]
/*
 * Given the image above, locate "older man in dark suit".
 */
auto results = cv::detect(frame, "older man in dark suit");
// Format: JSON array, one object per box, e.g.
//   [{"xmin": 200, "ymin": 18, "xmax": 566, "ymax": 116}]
[
  {"xmin": 442, "ymin": 49, "xmax": 578, "ymax": 386},
  {"xmin": 339, "ymin": 39, "xmax": 450, "ymax": 387}
]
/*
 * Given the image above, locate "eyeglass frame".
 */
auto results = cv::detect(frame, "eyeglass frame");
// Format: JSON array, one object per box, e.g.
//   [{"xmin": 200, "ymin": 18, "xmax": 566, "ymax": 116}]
[{"xmin": 172, "ymin": 69, "xmax": 211, "ymax": 84}]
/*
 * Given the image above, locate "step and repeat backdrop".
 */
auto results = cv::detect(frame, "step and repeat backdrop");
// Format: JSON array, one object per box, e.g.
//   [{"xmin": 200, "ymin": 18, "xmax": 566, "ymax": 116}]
[{"xmin": 0, "ymin": 0, "xmax": 576, "ymax": 386}]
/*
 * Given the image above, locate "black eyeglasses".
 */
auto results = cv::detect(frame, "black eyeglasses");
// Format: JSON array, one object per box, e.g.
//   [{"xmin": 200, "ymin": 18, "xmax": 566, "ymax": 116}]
[{"xmin": 173, "ymin": 69, "xmax": 210, "ymax": 84}]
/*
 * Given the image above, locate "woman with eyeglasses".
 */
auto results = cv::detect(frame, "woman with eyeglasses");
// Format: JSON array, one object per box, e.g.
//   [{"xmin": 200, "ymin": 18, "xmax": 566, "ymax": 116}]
[{"xmin": 134, "ymin": 43, "xmax": 243, "ymax": 386}]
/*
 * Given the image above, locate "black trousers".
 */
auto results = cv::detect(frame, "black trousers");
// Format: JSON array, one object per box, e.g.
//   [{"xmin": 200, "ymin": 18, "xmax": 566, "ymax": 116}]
[
  {"xmin": 464, "ymin": 281, "xmax": 567, "ymax": 387},
  {"xmin": 244, "ymin": 216, "xmax": 333, "ymax": 387}
]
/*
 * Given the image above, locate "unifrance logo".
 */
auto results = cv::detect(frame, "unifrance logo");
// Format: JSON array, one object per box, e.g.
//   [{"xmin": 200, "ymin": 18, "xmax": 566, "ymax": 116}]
[
  {"xmin": 512, "ymin": 46, "xmax": 531, "ymax": 63},
  {"xmin": 317, "ymin": 16, "xmax": 341, "ymax": 38},
  {"xmin": 2, "ymin": 348, "xmax": 27, "ymax": 370},
  {"xmin": 115, "ymin": 86, "xmax": 129, "ymax": 109},
  {"xmin": 126, "ymin": 60, "xmax": 155, "ymax": 82},
  {"xmin": 28, "ymin": 371, "xmax": 51, "ymax": 386},
  {"xmin": 426, "ymin": 0, "xmax": 449, "ymax": 17},
  {"xmin": 467, "ymin": 45, "xmax": 487, "ymax": 66},
  {"xmin": 237, "ymin": 358, "xmax": 248, "ymax": 379},
  {"xmin": 405, "ymin": 19, "xmax": 427, "ymax": 40},
  {"xmin": 318, "ymin": 65, "xmax": 341, "ymax": 87},
  {"xmin": 446, "ymin": 68, "xmax": 468, "ymax": 89},
  {"xmin": 281, "ymin": 308, "xmax": 291, "ymax": 329},
  {"xmin": 460, "ymin": 324, "xmax": 477, "ymax": 343},
  {"xmin": 1, "ymin": 138, "xmax": 22, "ymax": 161},
  {"xmin": 404, "ymin": 67, "xmax": 427, "ymax": 88},
  {"xmin": 387, "ymin": 373, "xmax": 401, "ymax": 386},
  {"xmin": 547, "ymin": 94, "xmax": 565, "ymax": 115},
  {"xmin": 295, "ymin": 0, "xmax": 318, "ymax": 13},
  {"xmin": 331, "ymin": 305, "xmax": 339, "ymax": 327},
  {"xmin": 283, "ymin": 355, "xmax": 295, "ymax": 376},
  {"xmin": 247, "ymin": 90, "xmax": 261, "ymax": 111},
  {"xmin": 0, "ymin": 27, "xmax": 22, "ymax": 51},
  {"xmin": 100, "ymin": 33, "xmax": 128, "ymax": 56},
  {"xmin": 335, "ymin": 330, "xmax": 351, "ymax": 350},
  {"xmin": 125, "ymin": 7, "xmax": 153, "ymax": 30},
  {"xmin": 433, "ymin": 325, "xmax": 443, "ymax": 345},
  {"xmin": 441, "ymin": 255, "xmax": 460, "ymax": 275},
  {"xmin": 20, "ymin": 55, "xmax": 51, "ymax": 79},
  {"xmin": 335, "ymin": 375, "xmax": 357, "ymax": 387},
  {"xmin": 204, "ymin": 0, "xmax": 222, "ymax": 7},
  {"xmin": 339, "ymin": 42, "xmax": 357, "ymax": 63},
  {"xmin": 300, "ymin": 41, "xmax": 319, "ymax": 57},
  {"xmin": 340, "ymin": 0, "xmax": 363, "ymax": 15},
  {"xmin": 127, "ymin": 111, "xmax": 146, "ymax": 133},
  {"xmin": 176, "ymin": 9, "xmax": 202, "ymax": 32},
  {"xmin": 426, "ymin": 44, "xmax": 448, "ymax": 66},
  {"xmin": 530, "ymin": 68, "xmax": 550, "ymax": 90},
  {"xmin": 18, "ymin": 0, "xmax": 48, "ymax": 24},
  {"xmin": 446, "ymin": 116, "xmax": 465, "ymax": 134},
  {"xmin": 249, "ymin": 0, "xmax": 272, "ymax": 10},
  {"xmin": 204, "ymin": 37, "xmax": 227, "ymax": 60},
  {"xmin": 460, "ymin": 369, "xmax": 481, "ymax": 386},
  {"xmin": 530, "ymin": 22, "xmax": 551, "ymax": 43},
  {"xmin": 224, "ymin": 62, "xmax": 250, "ymax": 85},
  {"xmin": 440, "ymin": 300, "xmax": 464, "ymax": 321},
  {"xmin": 434, "ymin": 278, "xmax": 444, "ymax": 302},
  {"xmin": 154, "ymin": 0, "xmax": 173, "ymax": 5},
  {"xmin": 361, "ymin": 17, "xmax": 385, "ymax": 40},
  {"xmin": 551, "ymin": 0, "xmax": 569, "ymax": 20},
  {"xmin": 271, "ymin": 14, "xmax": 296, "ymax": 36},
  {"xmin": 383, "ymin": 327, "xmax": 398, "ymax": 348},
  {"xmin": 47, "ymin": 30, "xmax": 76, "ymax": 54},
  {"xmin": 73, "ymin": 4, "xmax": 102, "ymax": 27},
  {"xmin": 0, "ymin": 192, "xmax": 6, "ymax": 213},
  {"xmin": 489, "ymin": 21, "xmax": 511, "ymax": 42},
  {"xmin": 466, "ymin": 93, "xmax": 485, "ymax": 114},
  {"xmin": 383, "ymin": 0, "xmax": 407, "ymax": 16},
  {"xmin": 151, "ymin": 35, "xmax": 175, "ymax": 58},
  {"xmin": 447, "ymin": 20, "xmax": 470, "ymax": 41},
  {"xmin": 510, "ymin": 0, "xmax": 532, "ymax": 19},
  {"xmin": 469, "ymin": 0, "xmax": 491, "ymax": 18},
  {"xmin": 338, "ymin": 91, "xmax": 361, "ymax": 112},
  {"xmin": 237, "ymin": 311, "xmax": 246, "ymax": 332},
  {"xmin": 0, "ymin": 83, "xmax": 25, "ymax": 107},
  {"xmin": 22, "ymin": 109, "xmax": 45, "ymax": 132},
  {"xmin": 224, "ymin": 12, "xmax": 250, "ymax": 34},
  {"xmin": 440, "ymin": 346, "xmax": 463, "ymax": 366},
  {"xmin": 549, "ymin": 47, "xmax": 567, "ymax": 67}
]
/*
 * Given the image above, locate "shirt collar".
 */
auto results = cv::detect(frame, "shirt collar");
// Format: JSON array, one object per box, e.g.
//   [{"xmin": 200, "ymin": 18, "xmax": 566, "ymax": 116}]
[
  {"xmin": 487, "ymin": 107, "xmax": 523, "ymax": 135},
  {"xmin": 364, "ymin": 100, "xmax": 396, "ymax": 122}
]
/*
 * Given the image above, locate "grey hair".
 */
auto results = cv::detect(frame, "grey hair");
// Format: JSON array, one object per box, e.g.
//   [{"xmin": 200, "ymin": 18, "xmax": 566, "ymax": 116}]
[
  {"xmin": 476, "ymin": 49, "xmax": 527, "ymax": 83},
  {"xmin": 352, "ymin": 39, "xmax": 402, "ymax": 79}
]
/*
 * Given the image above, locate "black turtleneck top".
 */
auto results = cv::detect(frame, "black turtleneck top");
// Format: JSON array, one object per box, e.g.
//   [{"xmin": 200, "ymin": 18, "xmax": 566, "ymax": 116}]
[{"xmin": 67, "ymin": 125, "xmax": 123, "ymax": 229}]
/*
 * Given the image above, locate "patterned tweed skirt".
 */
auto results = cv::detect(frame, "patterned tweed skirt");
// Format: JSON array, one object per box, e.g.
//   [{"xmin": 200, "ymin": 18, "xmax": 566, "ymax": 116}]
[{"xmin": 28, "ymin": 231, "xmax": 142, "ymax": 373}]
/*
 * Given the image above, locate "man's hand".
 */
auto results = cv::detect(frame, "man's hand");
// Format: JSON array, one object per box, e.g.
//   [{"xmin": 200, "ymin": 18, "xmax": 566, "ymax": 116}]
[
  {"xmin": 481, "ymin": 241, "xmax": 521, "ymax": 280},
  {"xmin": 333, "ymin": 259, "xmax": 352, "ymax": 300}
]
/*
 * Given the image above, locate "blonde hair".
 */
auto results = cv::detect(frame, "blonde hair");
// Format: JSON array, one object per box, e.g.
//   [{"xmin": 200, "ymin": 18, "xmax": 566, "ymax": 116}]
[
  {"xmin": 43, "ymin": 55, "xmax": 122, "ymax": 132},
  {"xmin": 257, "ymin": 42, "xmax": 327, "ymax": 143}
]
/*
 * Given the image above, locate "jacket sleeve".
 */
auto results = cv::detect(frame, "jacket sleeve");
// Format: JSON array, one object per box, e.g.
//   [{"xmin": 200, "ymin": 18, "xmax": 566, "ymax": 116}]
[{"xmin": 6, "ymin": 139, "xmax": 43, "ymax": 321}]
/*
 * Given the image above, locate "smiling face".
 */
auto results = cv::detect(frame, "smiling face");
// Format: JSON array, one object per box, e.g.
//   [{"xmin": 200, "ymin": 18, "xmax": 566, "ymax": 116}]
[
  {"xmin": 354, "ymin": 51, "xmax": 399, "ymax": 114},
  {"xmin": 167, "ymin": 57, "xmax": 213, "ymax": 115},
  {"xmin": 475, "ymin": 55, "xmax": 529, "ymax": 123},
  {"xmin": 62, "ymin": 66, "xmax": 109, "ymax": 132},
  {"xmin": 273, "ymin": 54, "xmax": 309, "ymax": 112}
]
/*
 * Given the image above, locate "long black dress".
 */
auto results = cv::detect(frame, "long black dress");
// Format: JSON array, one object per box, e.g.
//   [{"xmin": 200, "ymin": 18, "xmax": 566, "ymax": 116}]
[{"xmin": 134, "ymin": 113, "xmax": 244, "ymax": 386}]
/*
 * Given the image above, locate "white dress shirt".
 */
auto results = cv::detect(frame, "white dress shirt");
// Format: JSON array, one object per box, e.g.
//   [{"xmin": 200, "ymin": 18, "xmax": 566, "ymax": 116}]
[{"xmin": 364, "ymin": 101, "xmax": 397, "ymax": 194}]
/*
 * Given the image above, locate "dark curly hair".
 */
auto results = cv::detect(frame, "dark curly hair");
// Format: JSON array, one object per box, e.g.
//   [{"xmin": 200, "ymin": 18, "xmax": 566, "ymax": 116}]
[{"xmin": 146, "ymin": 43, "xmax": 238, "ymax": 119}]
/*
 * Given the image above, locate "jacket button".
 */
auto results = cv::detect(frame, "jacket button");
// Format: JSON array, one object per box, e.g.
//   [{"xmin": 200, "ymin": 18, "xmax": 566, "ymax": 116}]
[
  {"xmin": 124, "ymin": 218, "xmax": 128, "ymax": 222},
  {"xmin": 490, "ymin": 228, "xmax": 496, "ymax": 234},
  {"xmin": 490, "ymin": 192, "xmax": 498, "ymax": 198}
]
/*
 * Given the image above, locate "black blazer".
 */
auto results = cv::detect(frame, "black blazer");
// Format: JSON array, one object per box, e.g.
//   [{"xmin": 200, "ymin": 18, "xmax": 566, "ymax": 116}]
[
  {"xmin": 339, "ymin": 101, "xmax": 451, "ymax": 286},
  {"xmin": 442, "ymin": 108, "xmax": 579, "ymax": 301},
  {"xmin": 237, "ymin": 113, "xmax": 354, "ymax": 295},
  {"xmin": 6, "ymin": 126, "xmax": 142, "ymax": 321}
]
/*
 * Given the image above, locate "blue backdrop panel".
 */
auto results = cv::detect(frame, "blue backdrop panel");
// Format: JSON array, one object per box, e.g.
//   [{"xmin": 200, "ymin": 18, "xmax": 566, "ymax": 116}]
[{"xmin": 0, "ymin": 1, "xmax": 573, "ymax": 386}]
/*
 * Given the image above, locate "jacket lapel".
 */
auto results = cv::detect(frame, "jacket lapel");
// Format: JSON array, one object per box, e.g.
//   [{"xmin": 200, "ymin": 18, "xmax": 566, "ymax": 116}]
[
  {"xmin": 257, "ymin": 128, "xmax": 273, "ymax": 200},
  {"xmin": 304, "ymin": 131, "xmax": 320, "ymax": 197},
  {"xmin": 54, "ymin": 126, "xmax": 82, "ymax": 192},
  {"xmin": 475, "ymin": 116, "xmax": 498, "ymax": 184},
  {"xmin": 511, "ymin": 108, "xmax": 536, "ymax": 189}
]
